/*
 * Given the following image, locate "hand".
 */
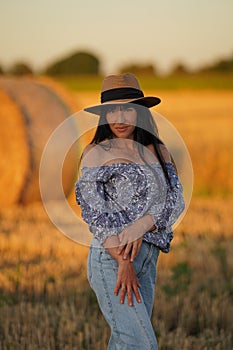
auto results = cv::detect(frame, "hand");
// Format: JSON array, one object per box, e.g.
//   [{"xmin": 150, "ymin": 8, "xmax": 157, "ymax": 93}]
[
  {"xmin": 117, "ymin": 236, "xmax": 143, "ymax": 262},
  {"xmin": 117, "ymin": 222, "xmax": 144, "ymax": 262},
  {"xmin": 114, "ymin": 259, "xmax": 141, "ymax": 306},
  {"xmin": 117, "ymin": 215, "xmax": 155, "ymax": 261}
]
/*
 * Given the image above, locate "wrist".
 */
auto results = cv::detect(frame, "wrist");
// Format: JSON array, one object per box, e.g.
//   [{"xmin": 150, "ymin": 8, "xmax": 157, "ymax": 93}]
[
  {"xmin": 117, "ymin": 254, "xmax": 130, "ymax": 265},
  {"xmin": 105, "ymin": 246, "xmax": 130, "ymax": 264}
]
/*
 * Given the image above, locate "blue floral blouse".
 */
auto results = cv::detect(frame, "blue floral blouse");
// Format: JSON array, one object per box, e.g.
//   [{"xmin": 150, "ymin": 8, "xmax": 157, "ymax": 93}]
[{"xmin": 75, "ymin": 161, "xmax": 185, "ymax": 253}]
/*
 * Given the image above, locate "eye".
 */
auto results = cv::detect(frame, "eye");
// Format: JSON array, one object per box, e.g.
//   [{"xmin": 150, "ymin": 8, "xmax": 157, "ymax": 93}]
[{"xmin": 107, "ymin": 106, "xmax": 117, "ymax": 113}]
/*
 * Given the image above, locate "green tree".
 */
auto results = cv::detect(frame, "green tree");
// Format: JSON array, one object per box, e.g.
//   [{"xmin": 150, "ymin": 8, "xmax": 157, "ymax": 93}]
[
  {"xmin": 0, "ymin": 64, "xmax": 4, "ymax": 75},
  {"xmin": 208, "ymin": 58, "xmax": 233, "ymax": 73},
  {"xmin": 170, "ymin": 62, "xmax": 188, "ymax": 75},
  {"xmin": 119, "ymin": 63, "xmax": 156, "ymax": 76},
  {"xmin": 8, "ymin": 62, "xmax": 33, "ymax": 75},
  {"xmin": 45, "ymin": 51, "xmax": 100, "ymax": 75},
  {"xmin": 200, "ymin": 54, "xmax": 233, "ymax": 73}
]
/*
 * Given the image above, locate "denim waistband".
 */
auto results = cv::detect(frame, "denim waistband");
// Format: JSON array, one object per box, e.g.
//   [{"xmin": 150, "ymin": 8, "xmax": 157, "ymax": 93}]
[{"xmin": 90, "ymin": 237, "xmax": 154, "ymax": 250}]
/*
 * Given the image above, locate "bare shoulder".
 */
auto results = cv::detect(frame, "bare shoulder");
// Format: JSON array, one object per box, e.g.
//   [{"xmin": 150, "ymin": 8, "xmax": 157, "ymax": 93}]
[
  {"xmin": 82, "ymin": 144, "xmax": 96, "ymax": 158},
  {"xmin": 81, "ymin": 144, "xmax": 100, "ymax": 167},
  {"xmin": 145, "ymin": 143, "xmax": 171, "ymax": 162}
]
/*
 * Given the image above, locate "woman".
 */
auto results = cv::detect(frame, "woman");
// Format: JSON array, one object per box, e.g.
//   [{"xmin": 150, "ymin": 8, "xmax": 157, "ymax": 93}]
[{"xmin": 75, "ymin": 73, "xmax": 185, "ymax": 349}]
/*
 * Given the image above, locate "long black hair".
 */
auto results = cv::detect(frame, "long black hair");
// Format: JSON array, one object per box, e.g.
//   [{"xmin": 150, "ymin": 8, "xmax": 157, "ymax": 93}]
[{"xmin": 89, "ymin": 103, "xmax": 171, "ymax": 184}]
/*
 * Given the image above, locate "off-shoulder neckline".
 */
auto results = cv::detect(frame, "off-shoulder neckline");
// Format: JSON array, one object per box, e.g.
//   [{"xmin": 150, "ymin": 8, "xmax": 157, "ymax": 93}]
[{"xmin": 81, "ymin": 161, "xmax": 173, "ymax": 171}]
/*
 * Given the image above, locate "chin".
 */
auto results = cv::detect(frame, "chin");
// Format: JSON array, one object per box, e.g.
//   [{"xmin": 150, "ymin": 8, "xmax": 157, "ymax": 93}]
[{"xmin": 114, "ymin": 133, "xmax": 134, "ymax": 139}]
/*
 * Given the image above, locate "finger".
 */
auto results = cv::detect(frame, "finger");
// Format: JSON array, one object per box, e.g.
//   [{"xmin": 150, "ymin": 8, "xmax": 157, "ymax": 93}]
[
  {"xmin": 131, "ymin": 239, "xmax": 143, "ymax": 262},
  {"xmin": 132, "ymin": 284, "xmax": 141, "ymax": 303},
  {"xmin": 117, "ymin": 244, "xmax": 125, "ymax": 255},
  {"xmin": 127, "ymin": 286, "xmax": 133, "ymax": 306},
  {"xmin": 130, "ymin": 241, "xmax": 139, "ymax": 262},
  {"xmin": 114, "ymin": 280, "xmax": 121, "ymax": 296},
  {"xmin": 123, "ymin": 243, "xmax": 132, "ymax": 259},
  {"xmin": 120, "ymin": 285, "xmax": 127, "ymax": 304}
]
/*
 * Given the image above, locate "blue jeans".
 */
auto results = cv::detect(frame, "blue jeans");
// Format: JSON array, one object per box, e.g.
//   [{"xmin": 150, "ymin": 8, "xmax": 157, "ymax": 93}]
[{"xmin": 87, "ymin": 238, "xmax": 160, "ymax": 350}]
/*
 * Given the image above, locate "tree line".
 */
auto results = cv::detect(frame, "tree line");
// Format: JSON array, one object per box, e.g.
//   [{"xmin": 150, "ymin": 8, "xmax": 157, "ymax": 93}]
[{"xmin": 1, "ymin": 50, "xmax": 233, "ymax": 76}]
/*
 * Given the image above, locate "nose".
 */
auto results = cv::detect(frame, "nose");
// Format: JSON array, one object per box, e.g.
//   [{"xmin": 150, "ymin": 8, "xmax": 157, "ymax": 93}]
[{"xmin": 115, "ymin": 106, "xmax": 125, "ymax": 123}]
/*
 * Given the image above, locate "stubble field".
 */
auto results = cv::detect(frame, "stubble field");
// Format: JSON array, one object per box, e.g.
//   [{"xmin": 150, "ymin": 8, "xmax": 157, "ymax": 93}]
[{"xmin": 0, "ymin": 86, "xmax": 232, "ymax": 349}]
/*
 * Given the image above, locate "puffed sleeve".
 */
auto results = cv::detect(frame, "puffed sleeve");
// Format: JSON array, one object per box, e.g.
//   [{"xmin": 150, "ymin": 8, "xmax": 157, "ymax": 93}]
[
  {"xmin": 147, "ymin": 162, "xmax": 185, "ymax": 232},
  {"xmin": 75, "ymin": 166, "xmax": 132, "ymax": 244},
  {"xmin": 143, "ymin": 162, "xmax": 185, "ymax": 252}
]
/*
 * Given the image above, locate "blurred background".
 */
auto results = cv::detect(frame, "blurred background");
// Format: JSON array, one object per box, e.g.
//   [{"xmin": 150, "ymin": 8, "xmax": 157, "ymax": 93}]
[{"xmin": 0, "ymin": 1, "xmax": 232, "ymax": 349}]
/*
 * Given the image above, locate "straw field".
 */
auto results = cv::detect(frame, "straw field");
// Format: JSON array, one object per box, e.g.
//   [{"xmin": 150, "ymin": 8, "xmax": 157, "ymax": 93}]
[{"xmin": 0, "ymin": 80, "xmax": 232, "ymax": 349}]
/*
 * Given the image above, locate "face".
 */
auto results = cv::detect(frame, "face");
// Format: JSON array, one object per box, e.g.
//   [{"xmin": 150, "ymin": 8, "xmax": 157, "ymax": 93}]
[{"xmin": 105, "ymin": 104, "xmax": 137, "ymax": 139}]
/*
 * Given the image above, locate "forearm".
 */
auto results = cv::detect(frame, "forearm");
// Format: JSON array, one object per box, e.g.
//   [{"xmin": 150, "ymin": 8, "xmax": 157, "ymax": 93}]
[
  {"xmin": 126, "ymin": 214, "xmax": 156, "ymax": 239},
  {"xmin": 133, "ymin": 214, "xmax": 156, "ymax": 234}
]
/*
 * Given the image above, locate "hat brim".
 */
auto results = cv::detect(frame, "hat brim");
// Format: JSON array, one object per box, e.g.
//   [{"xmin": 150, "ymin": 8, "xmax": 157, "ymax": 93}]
[{"xmin": 84, "ymin": 96, "xmax": 161, "ymax": 115}]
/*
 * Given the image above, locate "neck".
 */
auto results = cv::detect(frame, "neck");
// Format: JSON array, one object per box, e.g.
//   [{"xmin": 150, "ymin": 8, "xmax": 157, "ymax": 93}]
[{"xmin": 111, "ymin": 137, "xmax": 136, "ymax": 151}]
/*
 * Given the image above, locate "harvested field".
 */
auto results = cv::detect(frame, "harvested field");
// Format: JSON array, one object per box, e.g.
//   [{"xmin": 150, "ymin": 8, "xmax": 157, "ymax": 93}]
[
  {"xmin": 0, "ymin": 84, "xmax": 232, "ymax": 349},
  {"xmin": 0, "ymin": 198, "xmax": 232, "ymax": 349}
]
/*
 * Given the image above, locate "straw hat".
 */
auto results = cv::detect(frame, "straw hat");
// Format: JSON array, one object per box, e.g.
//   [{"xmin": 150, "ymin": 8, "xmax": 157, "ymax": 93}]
[{"xmin": 84, "ymin": 73, "xmax": 161, "ymax": 115}]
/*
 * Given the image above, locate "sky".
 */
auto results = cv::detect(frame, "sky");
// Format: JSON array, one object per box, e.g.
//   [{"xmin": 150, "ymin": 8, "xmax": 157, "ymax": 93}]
[{"xmin": 0, "ymin": 0, "xmax": 233, "ymax": 75}]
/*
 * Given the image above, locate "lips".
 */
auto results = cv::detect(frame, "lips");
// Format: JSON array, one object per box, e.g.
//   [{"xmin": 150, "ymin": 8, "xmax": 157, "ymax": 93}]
[{"xmin": 116, "ymin": 126, "xmax": 128, "ymax": 132}]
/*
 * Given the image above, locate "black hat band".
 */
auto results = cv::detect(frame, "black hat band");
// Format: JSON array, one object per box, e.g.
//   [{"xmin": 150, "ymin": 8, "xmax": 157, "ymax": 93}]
[{"xmin": 101, "ymin": 87, "xmax": 144, "ymax": 104}]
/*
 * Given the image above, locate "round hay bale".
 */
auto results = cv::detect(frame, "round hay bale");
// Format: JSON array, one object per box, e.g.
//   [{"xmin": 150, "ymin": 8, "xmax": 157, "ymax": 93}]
[
  {"xmin": 0, "ymin": 76, "xmax": 80, "ymax": 206},
  {"xmin": 0, "ymin": 88, "xmax": 30, "ymax": 206}
]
